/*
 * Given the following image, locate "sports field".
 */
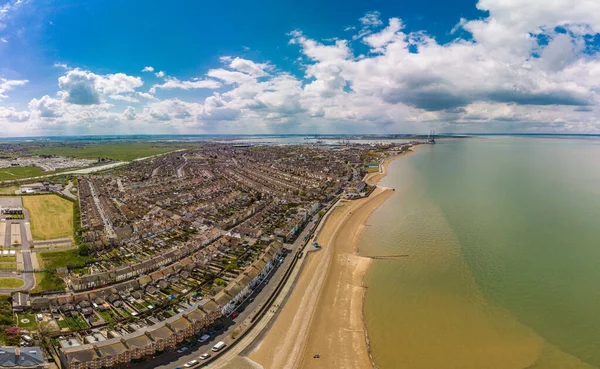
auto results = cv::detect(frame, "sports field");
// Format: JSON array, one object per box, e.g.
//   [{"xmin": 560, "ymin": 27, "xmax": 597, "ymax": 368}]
[
  {"xmin": 31, "ymin": 142, "xmax": 188, "ymax": 161},
  {"xmin": 22, "ymin": 195, "xmax": 74, "ymax": 240}
]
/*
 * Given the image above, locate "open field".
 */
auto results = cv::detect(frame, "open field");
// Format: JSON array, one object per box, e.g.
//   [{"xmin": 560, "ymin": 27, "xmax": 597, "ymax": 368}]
[
  {"xmin": 0, "ymin": 278, "xmax": 24, "ymax": 288},
  {"xmin": 0, "ymin": 186, "xmax": 18, "ymax": 195},
  {"xmin": 31, "ymin": 142, "xmax": 191, "ymax": 161},
  {"xmin": 32, "ymin": 271, "xmax": 66, "ymax": 293},
  {"xmin": 0, "ymin": 166, "xmax": 46, "ymax": 181},
  {"xmin": 37, "ymin": 249, "xmax": 93, "ymax": 270},
  {"xmin": 23, "ymin": 195, "xmax": 74, "ymax": 240}
]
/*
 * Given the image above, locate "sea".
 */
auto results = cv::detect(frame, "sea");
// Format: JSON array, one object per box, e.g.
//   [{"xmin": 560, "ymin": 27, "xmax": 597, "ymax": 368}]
[{"xmin": 360, "ymin": 136, "xmax": 600, "ymax": 369}]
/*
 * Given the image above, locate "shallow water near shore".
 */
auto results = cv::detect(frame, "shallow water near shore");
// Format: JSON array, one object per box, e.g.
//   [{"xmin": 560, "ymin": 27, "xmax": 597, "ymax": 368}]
[{"xmin": 360, "ymin": 137, "xmax": 600, "ymax": 369}]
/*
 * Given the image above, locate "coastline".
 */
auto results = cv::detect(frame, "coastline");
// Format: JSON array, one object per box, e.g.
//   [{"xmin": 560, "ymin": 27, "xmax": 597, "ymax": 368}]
[
  {"xmin": 365, "ymin": 146, "xmax": 419, "ymax": 186},
  {"xmin": 246, "ymin": 147, "xmax": 417, "ymax": 369}
]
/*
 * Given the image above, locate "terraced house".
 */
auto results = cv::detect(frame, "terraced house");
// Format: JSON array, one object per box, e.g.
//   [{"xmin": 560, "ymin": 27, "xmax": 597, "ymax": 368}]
[{"xmin": 60, "ymin": 301, "xmax": 221, "ymax": 369}]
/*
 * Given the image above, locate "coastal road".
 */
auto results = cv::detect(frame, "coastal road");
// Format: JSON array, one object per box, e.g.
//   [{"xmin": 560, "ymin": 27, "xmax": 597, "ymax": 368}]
[
  {"xmin": 203, "ymin": 202, "xmax": 341, "ymax": 369},
  {"xmin": 137, "ymin": 213, "xmax": 323, "ymax": 369}
]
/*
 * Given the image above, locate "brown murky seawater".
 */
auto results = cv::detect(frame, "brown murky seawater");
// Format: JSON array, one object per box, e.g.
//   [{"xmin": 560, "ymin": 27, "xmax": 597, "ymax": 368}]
[{"xmin": 361, "ymin": 137, "xmax": 600, "ymax": 369}]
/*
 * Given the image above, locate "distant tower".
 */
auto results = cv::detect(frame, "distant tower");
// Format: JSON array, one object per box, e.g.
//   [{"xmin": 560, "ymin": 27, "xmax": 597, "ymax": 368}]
[{"xmin": 427, "ymin": 130, "xmax": 436, "ymax": 144}]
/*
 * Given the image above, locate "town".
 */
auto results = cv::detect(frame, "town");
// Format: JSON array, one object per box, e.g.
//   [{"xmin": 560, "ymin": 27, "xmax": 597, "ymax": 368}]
[{"xmin": 0, "ymin": 141, "xmax": 415, "ymax": 369}]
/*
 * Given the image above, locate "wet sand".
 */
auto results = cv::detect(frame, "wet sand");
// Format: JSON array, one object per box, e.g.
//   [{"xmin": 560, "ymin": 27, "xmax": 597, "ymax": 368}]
[{"xmin": 248, "ymin": 151, "xmax": 407, "ymax": 369}]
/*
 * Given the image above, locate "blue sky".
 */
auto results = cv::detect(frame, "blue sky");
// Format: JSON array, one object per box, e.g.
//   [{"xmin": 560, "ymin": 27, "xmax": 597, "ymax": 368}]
[{"xmin": 1, "ymin": 0, "xmax": 600, "ymax": 136}]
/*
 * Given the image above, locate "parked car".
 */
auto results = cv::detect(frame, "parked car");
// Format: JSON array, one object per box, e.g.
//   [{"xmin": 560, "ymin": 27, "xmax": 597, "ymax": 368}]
[
  {"xmin": 176, "ymin": 347, "xmax": 189, "ymax": 353},
  {"xmin": 232, "ymin": 312, "xmax": 239, "ymax": 318},
  {"xmin": 212, "ymin": 341, "xmax": 226, "ymax": 352},
  {"xmin": 199, "ymin": 354, "xmax": 211, "ymax": 360},
  {"xmin": 198, "ymin": 334, "xmax": 210, "ymax": 343},
  {"xmin": 184, "ymin": 360, "xmax": 198, "ymax": 367}
]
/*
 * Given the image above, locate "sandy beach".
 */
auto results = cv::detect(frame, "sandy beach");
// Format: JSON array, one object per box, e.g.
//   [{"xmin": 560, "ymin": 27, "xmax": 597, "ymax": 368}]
[
  {"xmin": 247, "ymin": 149, "xmax": 413, "ymax": 369},
  {"xmin": 365, "ymin": 147, "xmax": 418, "ymax": 186}
]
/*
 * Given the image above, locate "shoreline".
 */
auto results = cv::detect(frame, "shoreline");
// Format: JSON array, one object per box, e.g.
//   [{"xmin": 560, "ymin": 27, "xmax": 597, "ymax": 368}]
[
  {"xmin": 365, "ymin": 146, "xmax": 419, "ymax": 186},
  {"xmin": 360, "ymin": 146, "xmax": 420, "ymax": 367},
  {"xmin": 246, "ymin": 146, "xmax": 418, "ymax": 369}
]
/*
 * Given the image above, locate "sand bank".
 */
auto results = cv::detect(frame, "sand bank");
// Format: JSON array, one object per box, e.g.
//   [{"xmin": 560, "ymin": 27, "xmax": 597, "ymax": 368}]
[{"xmin": 248, "ymin": 151, "xmax": 410, "ymax": 369}]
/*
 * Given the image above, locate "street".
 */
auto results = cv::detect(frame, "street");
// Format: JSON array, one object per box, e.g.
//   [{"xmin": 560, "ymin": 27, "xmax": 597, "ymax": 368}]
[{"xmin": 132, "ymin": 214, "xmax": 321, "ymax": 369}]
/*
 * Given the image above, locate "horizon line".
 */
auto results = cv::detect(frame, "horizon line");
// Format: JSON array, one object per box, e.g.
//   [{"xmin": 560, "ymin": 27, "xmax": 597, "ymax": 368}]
[{"xmin": 2, "ymin": 132, "xmax": 600, "ymax": 140}]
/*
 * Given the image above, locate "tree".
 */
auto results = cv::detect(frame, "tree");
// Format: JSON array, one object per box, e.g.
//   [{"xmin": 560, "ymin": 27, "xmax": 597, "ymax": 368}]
[
  {"xmin": 78, "ymin": 244, "xmax": 90, "ymax": 256},
  {"xmin": 214, "ymin": 278, "xmax": 227, "ymax": 287},
  {"xmin": 225, "ymin": 263, "xmax": 239, "ymax": 272}
]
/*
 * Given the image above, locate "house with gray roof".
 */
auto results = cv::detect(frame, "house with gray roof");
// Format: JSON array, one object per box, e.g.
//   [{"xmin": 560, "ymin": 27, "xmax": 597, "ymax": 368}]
[{"xmin": 0, "ymin": 347, "xmax": 47, "ymax": 369}]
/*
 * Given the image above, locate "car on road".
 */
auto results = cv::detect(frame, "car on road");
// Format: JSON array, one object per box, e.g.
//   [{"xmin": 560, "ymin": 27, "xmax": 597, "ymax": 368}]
[
  {"xmin": 184, "ymin": 360, "xmax": 198, "ymax": 367},
  {"xmin": 198, "ymin": 334, "xmax": 210, "ymax": 343},
  {"xmin": 212, "ymin": 341, "xmax": 226, "ymax": 352},
  {"xmin": 176, "ymin": 347, "xmax": 189, "ymax": 353},
  {"xmin": 199, "ymin": 354, "xmax": 211, "ymax": 360}
]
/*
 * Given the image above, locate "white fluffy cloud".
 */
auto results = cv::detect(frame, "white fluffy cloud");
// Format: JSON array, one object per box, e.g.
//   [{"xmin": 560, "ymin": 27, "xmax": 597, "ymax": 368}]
[
  {"xmin": 3, "ymin": 0, "xmax": 600, "ymax": 135},
  {"xmin": 0, "ymin": 106, "xmax": 28, "ymax": 122},
  {"xmin": 144, "ymin": 99, "xmax": 198, "ymax": 122},
  {"xmin": 57, "ymin": 69, "xmax": 143, "ymax": 105},
  {"xmin": 227, "ymin": 57, "xmax": 271, "ymax": 77},
  {"xmin": 29, "ymin": 95, "xmax": 64, "ymax": 118},
  {"xmin": 123, "ymin": 106, "xmax": 136, "ymax": 120},
  {"xmin": 150, "ymin": 77, "xmax": 221, "ymax": 93}
]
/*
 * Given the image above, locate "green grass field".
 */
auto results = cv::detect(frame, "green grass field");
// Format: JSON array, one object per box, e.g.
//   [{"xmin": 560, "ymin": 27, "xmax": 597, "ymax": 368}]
[
  {"xmin": 56, "ymin": 319, "xmax": 68, "ymax": 329},
  {"xmin": 16, "ymin": 313, "xmax": 37, "ymax": 329},
  {"xmin": 0, "ymin": 166, "xmax": 46, "ymax": 181},
  {"xmin": 32, "ymin": 271, "xmax": 66, "ymax": 293},
  {"xmin": 64, "ymin": 316, "xmax": 79, "ymax": 331},
  {"xmin": 31, "ymin": 143, "xmax": 189, "ymax": 161},
  {"xmin": 0, "ymin": 278, "xmax": 24, "ymax": 288},
  {"xmin": 23, "ymin": 195, "xmax": 74, "ymax": 240},
  {"xmin": 97, "ymin": 309, "xmax": 114, "ymax": 322},
  {"xmin": 38, "ymin": 249, "xmax": 93, "ymax": 270},
  {"xmin": 0, "ymin": 186, "xmax": 18, "ymax": 194}
]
